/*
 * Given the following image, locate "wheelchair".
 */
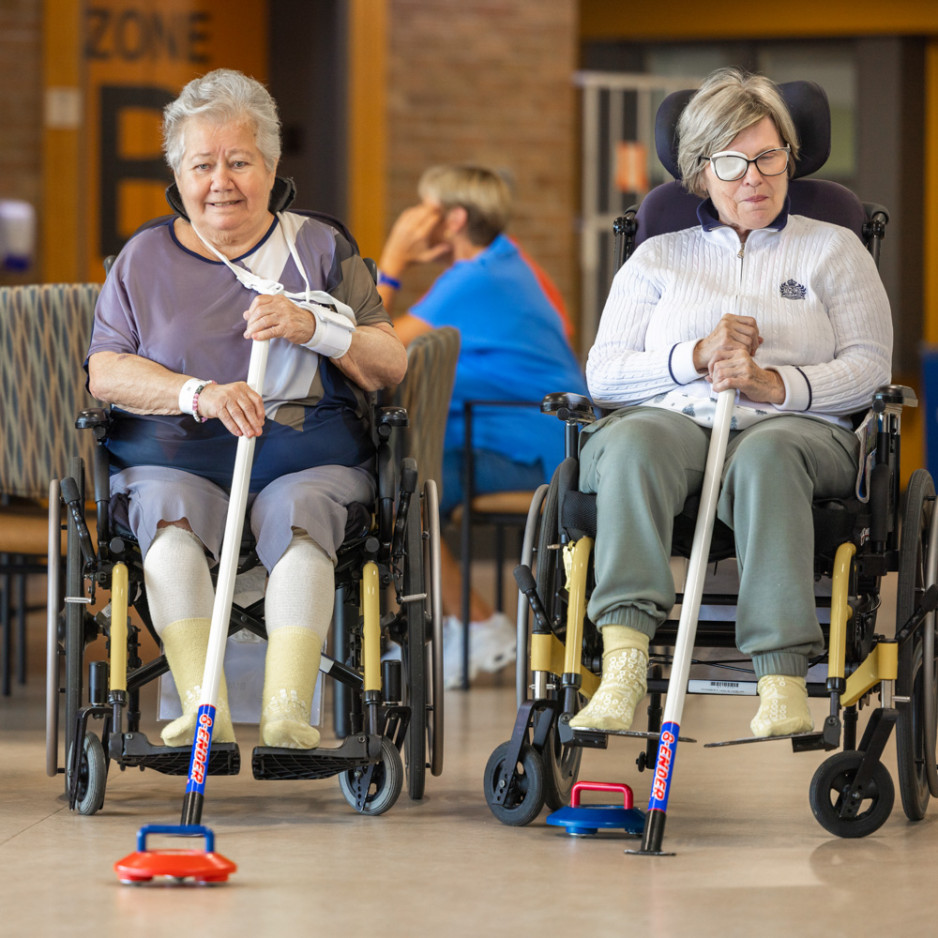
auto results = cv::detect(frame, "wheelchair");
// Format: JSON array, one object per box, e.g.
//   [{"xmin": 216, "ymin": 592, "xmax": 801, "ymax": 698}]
[
  {"xmin": 484, "ymin": 80, "xmax": 938, "ymax": 840},
  {"xmin": 45, "ymin": 181, "xmax": 444, "ymax": 818}
]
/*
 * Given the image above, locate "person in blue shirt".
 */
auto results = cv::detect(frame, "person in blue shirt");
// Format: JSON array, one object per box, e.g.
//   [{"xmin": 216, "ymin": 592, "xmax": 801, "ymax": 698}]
[{"xmin": 377, "ymin": 164, "xmax": 588, "ymax": 687}]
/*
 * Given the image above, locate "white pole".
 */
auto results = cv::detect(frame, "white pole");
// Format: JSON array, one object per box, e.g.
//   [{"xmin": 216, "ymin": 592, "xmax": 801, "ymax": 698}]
[
  {"xmin": 200, "ymin": 339, "xmax": 270, "ymax": 707},
  {"xmin": 181, "ymin": 338, "xmax": 269, "ymax": 826},
  {"xmin": 638, "ymin": 387, "xmax": 735, "ymax": 854}
]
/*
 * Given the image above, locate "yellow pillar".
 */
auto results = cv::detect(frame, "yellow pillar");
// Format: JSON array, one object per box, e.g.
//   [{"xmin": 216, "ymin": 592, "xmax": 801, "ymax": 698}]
[
  {"xmin": 347, "ymin": 0, "xmax": 388, "ymax": 261},
  {"xmin": 42, "ymin": 0, "xmax": 85, "ymax": 282},
  {"xmin": 925, "ymin": 40, "xmax": 938, "ymax": 347}
]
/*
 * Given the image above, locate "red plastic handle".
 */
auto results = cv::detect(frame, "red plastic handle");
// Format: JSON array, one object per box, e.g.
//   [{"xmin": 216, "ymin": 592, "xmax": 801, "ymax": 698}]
[{"xmin": 570, "ymin": 780, "xmax": 634, "ymax": 809}]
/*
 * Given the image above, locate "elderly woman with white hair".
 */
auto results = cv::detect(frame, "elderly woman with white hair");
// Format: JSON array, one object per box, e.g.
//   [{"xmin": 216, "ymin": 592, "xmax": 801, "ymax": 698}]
[
  {"xmin": 568, "ymin": 67, "xmax": 893, "ymax": 738},
  {"xmin": 87, "ymin": 69, "xmax": 406, "ymax": 751}
]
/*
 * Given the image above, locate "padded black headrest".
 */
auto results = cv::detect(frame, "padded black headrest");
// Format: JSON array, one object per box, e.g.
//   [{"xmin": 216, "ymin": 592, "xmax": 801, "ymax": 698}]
[
  {"xmin": 164, "ymin": 175, "xmax": 297, "ymax": 219},
  {"xmin": 655, "ymin": 80, "xmax": 831, "ymax": 181}
]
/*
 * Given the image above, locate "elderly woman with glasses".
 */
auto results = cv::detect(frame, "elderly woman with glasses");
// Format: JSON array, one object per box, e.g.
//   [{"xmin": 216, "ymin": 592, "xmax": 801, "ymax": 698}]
[{"xmin": 568, "ymin": 67, "xmax": 892, "ymax": 738}]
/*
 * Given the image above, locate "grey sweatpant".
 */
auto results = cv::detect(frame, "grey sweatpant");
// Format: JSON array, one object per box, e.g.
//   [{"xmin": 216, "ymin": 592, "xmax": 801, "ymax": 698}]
[{"xmin": 578, "ymin": 407, "xmax": 859, "ymax": 679}]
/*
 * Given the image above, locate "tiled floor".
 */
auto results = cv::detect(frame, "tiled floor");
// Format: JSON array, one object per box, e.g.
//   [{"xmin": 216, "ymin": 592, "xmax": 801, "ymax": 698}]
[{"xmin": 3, "ymin": 571, "xmax": 938, "ymax": 937}]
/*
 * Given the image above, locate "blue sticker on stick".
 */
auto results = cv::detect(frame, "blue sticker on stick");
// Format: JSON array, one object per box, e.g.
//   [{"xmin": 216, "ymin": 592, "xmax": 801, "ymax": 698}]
[{"xmin": 647, "ymin": 721, "xmax": 680, "ymax": 812}]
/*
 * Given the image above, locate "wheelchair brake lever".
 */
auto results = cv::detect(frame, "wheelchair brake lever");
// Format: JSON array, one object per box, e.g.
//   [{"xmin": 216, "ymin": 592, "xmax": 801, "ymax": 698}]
[
  {"xmin": 60, "ymin": 475, "xmax": 97, "ymax": 565},
  {"xmin": 514, "ymin": 563, "xmax": 552, "ymax": 634},
  {"xmin": 390, "ymin": 459, "xmax": 418, "ymax": 564}
]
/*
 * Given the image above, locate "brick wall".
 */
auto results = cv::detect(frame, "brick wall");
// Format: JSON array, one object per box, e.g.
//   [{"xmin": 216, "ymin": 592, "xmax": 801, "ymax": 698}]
[
  {"xmin": 386, "ymin": 0, "xmax": 581, "ymax": 347},
  {"xmin": 0, "ymin": 0, "xmax": 42, "ymax": 284}
]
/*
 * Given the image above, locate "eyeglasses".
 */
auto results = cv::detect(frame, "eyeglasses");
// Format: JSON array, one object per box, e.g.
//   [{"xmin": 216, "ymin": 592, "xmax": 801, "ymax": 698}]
[{"xmin": 702, "ymin": 146, "xmax": 791, "ymax": 182}]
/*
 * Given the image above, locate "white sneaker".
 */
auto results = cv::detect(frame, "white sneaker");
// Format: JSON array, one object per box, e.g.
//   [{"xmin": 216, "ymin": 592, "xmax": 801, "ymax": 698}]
[
  {"xmin": 442, "ymin": 616, "xmax": 466, "ymax": 689},
  {"xmin": 443, "ymin": 612, "xmax": 517, "ymax": 689},
  {"xmin": 470, "ymin": 611, "xmax": 518, "ymax": 676}
]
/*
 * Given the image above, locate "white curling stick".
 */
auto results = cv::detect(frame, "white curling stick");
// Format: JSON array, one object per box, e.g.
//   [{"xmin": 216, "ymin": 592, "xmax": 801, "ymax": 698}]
[
  {"xmin": 182, "ymin": 338, "xmax": 269, "ymax": 824},
  {"xmin": 637, "ymin": 387, "xmax": 735, "ymax": 855}
]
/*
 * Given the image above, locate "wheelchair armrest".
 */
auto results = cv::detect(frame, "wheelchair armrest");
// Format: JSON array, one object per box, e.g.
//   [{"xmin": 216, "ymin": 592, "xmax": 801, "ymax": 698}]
[
  {"xmin": 541, "ymin": 392, "xmax": 597, "ymax": 425},
  {"xmin": 873, "ymin": 384, "xmax": 917, "ymax": 411},
  {"xmin": 76, "ymin": 407, "xmax": 110, "ymax": 430},
  {"xmin": 375, "ymin": 405, "xmax": 408, "ymax": 444}
]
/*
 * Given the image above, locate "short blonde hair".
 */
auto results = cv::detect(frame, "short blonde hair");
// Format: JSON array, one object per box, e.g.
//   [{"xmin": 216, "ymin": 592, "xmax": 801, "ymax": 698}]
[
  {"xmin": 677, "ymin": 68, "xmax": 800, "ymax": 197},
  {"xmin": 417, "ymin": 165, "xmax": 511, "ymax": 246}
]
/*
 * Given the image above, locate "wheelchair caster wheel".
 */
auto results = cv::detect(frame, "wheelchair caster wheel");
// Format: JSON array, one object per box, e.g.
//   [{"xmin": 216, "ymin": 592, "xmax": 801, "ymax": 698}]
[
  {"xmin": 484, "ymin": 741, "xmax": 545, "ymax": 826},
  {"xmin": 809, "ymin": 750, "xmax": 894, "ymax": 838},
  {"xmin": 338, "ymin": 737, "xmax": 403, "ymax": 816},
  {"xmin": 67, "ymin": 732, "xmax": 107, "ymax": 816}
]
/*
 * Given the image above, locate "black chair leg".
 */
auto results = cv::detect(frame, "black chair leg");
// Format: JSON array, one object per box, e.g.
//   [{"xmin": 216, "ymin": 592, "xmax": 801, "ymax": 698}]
[
  {"xmin": 16, "ymin": 566, "xmax": 26, "ymax": 684},
  {"xmin": 1, "ymin": 562, "xmax": 10, "ymax": 696}
]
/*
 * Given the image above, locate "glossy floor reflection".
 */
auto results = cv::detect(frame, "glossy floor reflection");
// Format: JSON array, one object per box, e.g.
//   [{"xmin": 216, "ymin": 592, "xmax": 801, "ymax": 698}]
[{"xmin": 3, "ymin": 574, "xmax": 938, "ymax": 937}]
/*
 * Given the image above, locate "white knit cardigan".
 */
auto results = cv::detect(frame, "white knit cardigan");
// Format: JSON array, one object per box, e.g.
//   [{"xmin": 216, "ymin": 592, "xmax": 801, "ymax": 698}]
[{"xmin": 586, "ymin": 213, "xmax": 893, "ymax": 428}]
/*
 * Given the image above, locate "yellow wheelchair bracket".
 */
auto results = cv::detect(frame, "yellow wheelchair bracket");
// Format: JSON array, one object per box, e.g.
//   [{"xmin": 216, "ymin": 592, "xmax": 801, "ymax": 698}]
[
  {"xmin": 109, "ymin": 562, "xmax": 129, "ymax": 694},
  {"xmin": 530, "ymin": 632, "xmax": 599, "ymax": 698},
  {"xmin": 826, "ymin": 542, "xmax": 856, "ymax": 683},
  {"xmin": 362, "ymin": 561, "xmax": 381, "ymax": 693},
  {"xmin": 843, "ymin": 641, "xmax": 898, "ymax": 708},
  {"xmin": 563, "ymin": 538, "xmax": 592, "ymax": 675}
]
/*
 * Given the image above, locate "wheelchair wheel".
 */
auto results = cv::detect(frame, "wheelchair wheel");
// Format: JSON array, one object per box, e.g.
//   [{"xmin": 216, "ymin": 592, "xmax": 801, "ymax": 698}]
[
  {"xmin": 67, "ymin": 732, "xmax": 107, "ymax": 816},
  {"xmin": 542, "ymin": 723, "xmax": 582, "ymax": 811},
  {"xmin": 896, "ymin": 468, "xmax": 938, "ymax": 820},
  {"xmin": 483, "ymin": 740, "xmax": 545, "ymax": 826},
  {"xmin": 61, "ymin": 457, "xmax": 89, "ymax": 797},
  {"xmin": 402, "ymin": 483, "xmax": 429, "ymax": 800},
  {"xmin": 530, "ymin": 478, "xmax": 583, "ymax": 810},
  {"xmin": 809, "ymin": 750, "xmax": 895, "ymax": 838},
  {"xmin": 423, "ymin": 480, "xmax": 444, "ymax": 780},
  {"xmin": 338, "ymin": 737, "xmax": 404, "ymax": 816}
]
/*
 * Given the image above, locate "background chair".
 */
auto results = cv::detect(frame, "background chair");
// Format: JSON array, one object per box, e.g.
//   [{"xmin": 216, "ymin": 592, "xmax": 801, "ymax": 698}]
[
  {"xmin": 0, "ymin": 283, "xmax": 100, "ymax": 695},
  {"xmin": 390, "ymin": 326, "xmax": 460, "ymax": 498},
  {"xmin": 453, "ymin": 399, "xmax": 543, "ymax": 688}
]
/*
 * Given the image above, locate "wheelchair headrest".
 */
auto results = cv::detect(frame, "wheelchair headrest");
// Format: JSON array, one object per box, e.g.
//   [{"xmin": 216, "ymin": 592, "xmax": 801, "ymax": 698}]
[
  {"xmin": 655, "ymin": 80, "xmax": 831, "ymax": 181},
  {"xmin": 164, "ymin": 175, "xmax": 298, "ymax": 219}
]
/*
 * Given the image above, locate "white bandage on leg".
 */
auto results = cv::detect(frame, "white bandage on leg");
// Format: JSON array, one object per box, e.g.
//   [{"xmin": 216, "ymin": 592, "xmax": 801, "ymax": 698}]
[
  {"xmin": 264, "ymin": 531, "xmax": 335, "ymax": 642},
  {"xmin": 143, "ymin": 524, "xmax": 215, "ymax": 637},
  {"xmin": 260, "ymin": 532, "xmax": 335, "ymax": 748}
]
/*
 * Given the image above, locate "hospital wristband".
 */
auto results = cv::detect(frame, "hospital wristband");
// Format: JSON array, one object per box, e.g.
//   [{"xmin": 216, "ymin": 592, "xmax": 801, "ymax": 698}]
[{"xmin": 178, "ymin": 378, "xmax": 204, "ymax": 416}]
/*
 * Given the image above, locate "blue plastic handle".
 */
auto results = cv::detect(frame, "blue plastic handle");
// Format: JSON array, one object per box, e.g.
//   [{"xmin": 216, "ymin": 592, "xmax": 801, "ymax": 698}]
[{"xmin": 136, "ymin": 824, "xmax": 215, "ymax": 853}]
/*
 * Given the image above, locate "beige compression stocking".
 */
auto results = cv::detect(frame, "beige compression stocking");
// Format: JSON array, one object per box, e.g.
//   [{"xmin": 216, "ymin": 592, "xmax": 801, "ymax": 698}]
[
  {"xmin": 568, "ymin": 625, "xmax": 649, "ymax": 732},
  {"xmin": 260, "ymin": 626, "xmax": 322, "ymax": 749},
  {"xmin": 750, "ymin": 675, "xmax": 813, "ymax": 737},
  {"xmin": 160, "ymin": 617, "xmax": 236, "ymax": 747}
]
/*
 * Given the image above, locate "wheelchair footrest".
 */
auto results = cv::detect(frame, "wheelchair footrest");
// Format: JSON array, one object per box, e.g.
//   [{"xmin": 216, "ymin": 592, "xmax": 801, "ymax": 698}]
[
  {"xmin": 560, "ymin": 720, "xmax": 696, "ymax": 749},
  {"xmin": 251, "ymin": 735, "xmax": 379, "ymax": 781},
  {"xmin": 115, "ymin": 733, "xmax": 241, "ymax": 776},
  {"xmin": 704, "ymin": 730, "xmax": 833, "ymax": 751}
]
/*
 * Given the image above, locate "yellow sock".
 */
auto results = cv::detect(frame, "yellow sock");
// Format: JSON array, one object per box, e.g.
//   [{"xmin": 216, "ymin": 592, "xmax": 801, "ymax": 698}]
[
  {"xmin": 750, "ymin": 675, "xmax": 813, "ymax": 737},
  {"xmin": 160, "ymin": 618, "xmax": 236, "ymax": 747},
  {"xmin": 260, "ymin": 627, "xmax": 322, "ymax": 749},
  {"xmin": 568, "ymin": 625, "xmax": 649, "ymax": 732}
]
